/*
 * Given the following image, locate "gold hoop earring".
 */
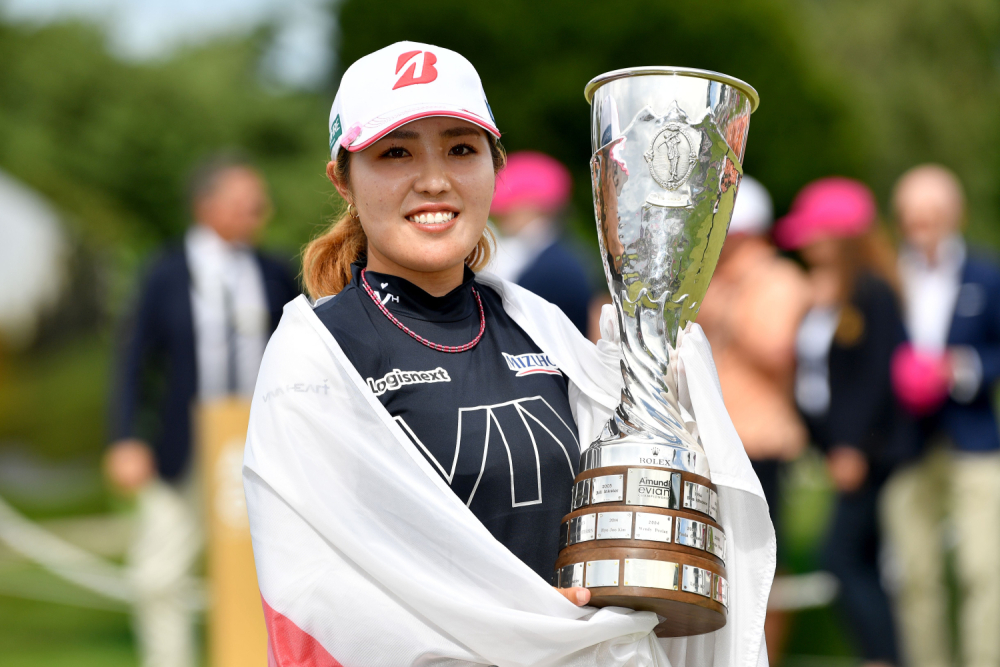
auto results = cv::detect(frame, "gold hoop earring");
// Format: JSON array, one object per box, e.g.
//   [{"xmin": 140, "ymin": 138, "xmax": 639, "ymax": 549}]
[{"xmin": 347, "ymin": 202, "xmax": 358, "ymax": 219}]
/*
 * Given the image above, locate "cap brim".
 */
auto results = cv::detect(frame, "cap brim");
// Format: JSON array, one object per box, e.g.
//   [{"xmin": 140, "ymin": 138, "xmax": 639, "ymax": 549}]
[{"xmin": 346, "ymin": 109, "xmax": 500, "ymax": 153}]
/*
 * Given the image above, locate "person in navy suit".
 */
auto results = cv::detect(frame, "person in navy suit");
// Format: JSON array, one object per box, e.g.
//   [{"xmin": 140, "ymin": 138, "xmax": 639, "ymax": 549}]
[
  {"xmin": 775, "ymin": 177, "xmax": 907, "ymax": 667},
  {"xmin": 105, "ymin": 154, "xmax": 298, "ymax": 667},
  {"xmin": 489, "ymin": 151, "xmax": 593, "ymax": 335},
  {"xmin": 882, "ymin": 164, "xmax": 1000, "ymax": 667}
]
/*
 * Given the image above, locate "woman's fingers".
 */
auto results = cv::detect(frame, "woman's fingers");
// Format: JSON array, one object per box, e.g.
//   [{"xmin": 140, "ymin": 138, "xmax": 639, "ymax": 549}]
[{"xmin": 555, "ymin": 586, "xmax": 591, "ymax": 606}]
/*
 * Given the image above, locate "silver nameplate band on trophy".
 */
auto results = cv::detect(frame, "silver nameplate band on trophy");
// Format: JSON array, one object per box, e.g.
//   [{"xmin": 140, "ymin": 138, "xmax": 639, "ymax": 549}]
[
  {"xmin": 625, "ymin": 469, "xmax": 682, "ymax": 508},
  {"xmin": 572, "ymin": 470, "xmax": 719, "ymax": 521},
  {"xmin": 559, "ymin": 512, "xmax": 725, "ymax": 563},
  {"xmin": 596, "ymin": 512, "xmax": 633, "ymax": 539},
  {"xmin": 634, "ymin": 512, "xmax": 673, "ymax": 543},
  {"xmin": 714, "ymin": 574, "xmax": 730, "ymax": 608},
  {"xmin": 590, "ymin": 474, "xmax": 625, "ymax": 504},
  {"xmin": 681, "ymin": 564, "xmax": 713, "ymax": 597},
  {"xmin": 585, "ymin": 560, "xmax": 620, "ymax": 588},
  {"xmin": 624, "ymin": 559, "xmax": 679, "ymax": 590},
  {"xmin": 557, "ymin": 560, "xmax": 729, "ymax": 608},
  {"xmin": 571, "ymin": 477, "xmax": 591, "ymax": 510}
]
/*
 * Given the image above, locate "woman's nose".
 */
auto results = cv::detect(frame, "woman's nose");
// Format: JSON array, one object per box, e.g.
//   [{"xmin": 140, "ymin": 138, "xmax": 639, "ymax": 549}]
[{"xmin": 413, "ymin": 157, "xmax": 452, "ymax": 196}]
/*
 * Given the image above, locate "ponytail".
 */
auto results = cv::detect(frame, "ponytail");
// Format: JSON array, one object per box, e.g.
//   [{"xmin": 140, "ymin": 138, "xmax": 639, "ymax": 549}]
[{"xmin": 302, "ymin": 135, "xmax": 506, "ymax": 299}]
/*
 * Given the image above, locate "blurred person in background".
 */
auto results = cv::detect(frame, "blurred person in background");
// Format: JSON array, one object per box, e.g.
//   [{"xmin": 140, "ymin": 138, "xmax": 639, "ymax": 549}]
[
  {"xmin": 698, "ymin": 176, "xmax": 811, "ymax": 665},
  {"xmin": 105, "ymin": 153, "xmax": 298, "ymax": 667},
  {"xmin": 775, "ymin": 177, "xmax": 909, "ymax": 667},
  {"xmin": 882, "ymin": 164, "xmax": 1000, "ymax": 667},
  {"xmin": 489, "ymin": 151, "xmax": 593, "ymax": 335}
]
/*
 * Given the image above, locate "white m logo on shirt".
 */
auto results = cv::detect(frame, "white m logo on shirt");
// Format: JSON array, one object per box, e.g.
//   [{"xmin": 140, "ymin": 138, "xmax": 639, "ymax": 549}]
[{"xmin": 395, "ymin": 396, "xmax": 579, "ymax": 508}]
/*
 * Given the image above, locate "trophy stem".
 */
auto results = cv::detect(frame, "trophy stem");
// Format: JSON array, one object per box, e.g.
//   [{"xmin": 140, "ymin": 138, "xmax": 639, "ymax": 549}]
[{"xmin": 597, "ymin": 294, "xmax": 702, "ymax": 457}]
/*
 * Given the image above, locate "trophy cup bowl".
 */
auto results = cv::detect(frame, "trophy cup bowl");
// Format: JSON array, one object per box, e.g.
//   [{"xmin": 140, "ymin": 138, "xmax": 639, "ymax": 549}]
[{"xmin": 555, "ymin": 67, "xmax": 758, "ymax": 637}]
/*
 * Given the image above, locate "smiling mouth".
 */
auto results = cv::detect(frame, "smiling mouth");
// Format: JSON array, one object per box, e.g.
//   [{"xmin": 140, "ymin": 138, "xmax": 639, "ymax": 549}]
[{"xmin": 406, "ymin": 211, "xmax": 456, "ymax": 225}]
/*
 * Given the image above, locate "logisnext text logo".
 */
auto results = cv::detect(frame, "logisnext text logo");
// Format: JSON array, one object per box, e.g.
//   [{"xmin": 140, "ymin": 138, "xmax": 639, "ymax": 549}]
[{"xmin": 366, "ymin": 368, "xmax": 451, "ymax": 397}]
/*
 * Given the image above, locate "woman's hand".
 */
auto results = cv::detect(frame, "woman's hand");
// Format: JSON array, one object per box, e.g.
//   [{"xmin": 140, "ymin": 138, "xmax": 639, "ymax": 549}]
[
  {"xmin": 104, "ymin": 439, "xmax": 155, "ymax": 495},
  {"xmin": 827, "ymin": 445, "xmax": 868, "ymax": 493},
  {"xmin": 555, "ymin": 586, "xmax": 591, "ymax": 606}
]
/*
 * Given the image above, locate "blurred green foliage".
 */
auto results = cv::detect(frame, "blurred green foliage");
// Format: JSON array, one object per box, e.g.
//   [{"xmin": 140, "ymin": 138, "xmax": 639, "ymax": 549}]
[
  {"xmin": 0, "ymin": 21, "xmax": 333, "ymax": 289},
  {"xmin": 339, "ymin": 0, "xmax": 1000, "ymax": 245},
  {"xmin": 340, "ymin": 0, "xmax": 862, "ymax": 241},
  {"xmin": 0, "ymin": 21, "xmax": 333, "ymax": 464},
  {"xmin": 803, "ymin": 0, "xmax": 1000, "ymax": 246}
]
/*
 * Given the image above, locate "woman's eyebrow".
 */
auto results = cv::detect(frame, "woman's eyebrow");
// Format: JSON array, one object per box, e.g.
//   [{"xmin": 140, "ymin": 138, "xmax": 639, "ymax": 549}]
[
  {"xmin": 384, "ymin": 128, "xmax": 419, "ymax": 140},
  {"xmin": 441, "ymin": 126, "xmax": 482, "ymax": 139}
]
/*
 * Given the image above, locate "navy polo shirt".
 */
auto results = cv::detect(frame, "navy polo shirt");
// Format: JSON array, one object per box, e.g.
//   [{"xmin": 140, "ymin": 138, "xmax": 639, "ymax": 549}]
[{"xmin": 315, "ymin": 263, "xmax": 580, "ymax": 583}]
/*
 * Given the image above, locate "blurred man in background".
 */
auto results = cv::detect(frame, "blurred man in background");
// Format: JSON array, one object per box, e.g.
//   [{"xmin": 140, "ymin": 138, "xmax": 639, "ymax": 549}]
[
  {"xmin": 883, "ymin": 165, "xmax": 1000, "ymax": 667},
  {"xmin": 105, "ymin": 154, "xmax": 298, "ymax": 667},
  {"xmin": 490, "ymin": 151, "xmax": 593, "ymax": 335},
  {"xmin": 698, "ymin": 176, "xmax": 811, "ymax": 664}
]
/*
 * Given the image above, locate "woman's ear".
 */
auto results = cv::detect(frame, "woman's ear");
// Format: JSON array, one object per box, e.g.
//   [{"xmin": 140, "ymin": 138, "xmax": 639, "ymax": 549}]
[{"xmin": 327, "ymin": 161, "xmax": 351, "ymax": 202}]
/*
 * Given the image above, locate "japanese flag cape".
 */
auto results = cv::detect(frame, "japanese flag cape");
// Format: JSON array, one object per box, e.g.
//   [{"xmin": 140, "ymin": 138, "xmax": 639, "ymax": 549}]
[{"xmin": 243, "ymin": 273, "xmax": 775, "ymax": 667}]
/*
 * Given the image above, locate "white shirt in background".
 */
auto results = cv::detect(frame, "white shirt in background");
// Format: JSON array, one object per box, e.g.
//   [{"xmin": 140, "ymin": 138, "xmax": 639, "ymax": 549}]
[
  {"xmin": 185, "ymin": 224, "xmax": 268, "ymax": 400},
  {"xmin": 795, "ymin": 306, "xmax": 841, "ymax": 417},
  {"xmin": 898, "ymin": 235, "xmax": 982, "ymax": 402},
  {"xmin": 898, "ymin": 234, "xmax": 965, "ymax": 353}
]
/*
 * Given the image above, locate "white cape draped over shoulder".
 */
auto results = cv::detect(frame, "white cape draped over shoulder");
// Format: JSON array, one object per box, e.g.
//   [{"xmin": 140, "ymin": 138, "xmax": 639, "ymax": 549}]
[{"xmin": 243, "ymin": 273, "xmax": 775, "ymax": 667}]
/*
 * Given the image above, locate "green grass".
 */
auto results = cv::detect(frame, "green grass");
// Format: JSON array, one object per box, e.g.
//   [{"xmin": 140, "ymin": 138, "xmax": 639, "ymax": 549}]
[{"xmin": 0, "ymin": 593, "xmax": 136, "ymax": 666}]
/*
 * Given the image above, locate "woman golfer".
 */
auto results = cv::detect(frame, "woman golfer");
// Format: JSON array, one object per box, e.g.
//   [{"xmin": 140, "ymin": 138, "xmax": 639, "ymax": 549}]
[{"xmin": 243, "ymin": 41, "xmax": 771, "ymax": 666}]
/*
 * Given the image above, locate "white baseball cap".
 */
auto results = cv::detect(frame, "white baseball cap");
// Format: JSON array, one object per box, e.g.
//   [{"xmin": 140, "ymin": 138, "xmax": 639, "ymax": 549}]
[
  {"xmin": 328, "ymin": 41, "xmax": 500, "ymax": 157},
  {"xmin": 728, "ymin": 175, "xmax": 774, "ymax": 236}
]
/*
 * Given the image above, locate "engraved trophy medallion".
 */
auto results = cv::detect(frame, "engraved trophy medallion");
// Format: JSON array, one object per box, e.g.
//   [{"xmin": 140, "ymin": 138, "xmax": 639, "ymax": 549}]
[{"xmin": 556, "ymin": 67, "xmax": 758, "ymax": 637}]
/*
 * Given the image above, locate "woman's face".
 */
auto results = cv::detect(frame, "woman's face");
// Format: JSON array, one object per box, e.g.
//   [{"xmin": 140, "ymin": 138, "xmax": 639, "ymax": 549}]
[
  {"xmin": 330, "ymin": 117, "xmax": 495, "ymax": 277},
  {"xmin": 800, "ymin": 235, "xmax": 844, "ymax": 306},
  {"xmin": 799, "ymin": 235, "xmax": 841, "ymax": 269}
]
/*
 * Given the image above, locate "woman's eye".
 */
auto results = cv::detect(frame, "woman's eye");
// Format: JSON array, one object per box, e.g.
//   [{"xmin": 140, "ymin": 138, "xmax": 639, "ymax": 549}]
[
  {"xmin": 381, "ymin": 146, "xmax": 409, "ymax": 159},
  {"xmin": 450, "ymin": 143, "xmax": 477, "ymax": 156}
]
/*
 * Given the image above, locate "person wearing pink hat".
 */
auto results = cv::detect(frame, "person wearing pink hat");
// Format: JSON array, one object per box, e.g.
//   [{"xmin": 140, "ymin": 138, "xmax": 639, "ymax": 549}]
[
  {"xmin": 881, "ymin": 165, "xmax": 1000, "ymax": 667},
  {"xmin": 489, "ymin": 151, "xmax": 593, "ymax": 334},
  {"xmin": 698, "ymin": 176, "xmax": 811, "ymax": 665},
  {"xmin": 776, "ymin": 177, "xmax": 911, "ymax": 667}
]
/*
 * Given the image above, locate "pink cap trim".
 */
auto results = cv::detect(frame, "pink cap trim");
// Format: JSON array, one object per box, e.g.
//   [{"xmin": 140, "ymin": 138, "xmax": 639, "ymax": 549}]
[{"xmin": 346, "ymin": 109, "xmax": 501, "ymax": 153}]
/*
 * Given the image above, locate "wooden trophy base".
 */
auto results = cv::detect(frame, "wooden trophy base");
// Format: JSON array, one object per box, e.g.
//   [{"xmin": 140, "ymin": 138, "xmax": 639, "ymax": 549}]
[
  {"xmin": 556, "ymin": 544, "xmax": 727, "ymax": 637},
  {"xmin": 556, "ymin": 462, "xmax": 728, "ymax": 637}
]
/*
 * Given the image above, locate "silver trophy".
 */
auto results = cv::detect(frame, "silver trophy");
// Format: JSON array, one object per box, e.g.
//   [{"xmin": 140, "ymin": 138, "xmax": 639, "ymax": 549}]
[{"xmin": 555, "ymin": 67, "xmax": 757, "ymax": 636}]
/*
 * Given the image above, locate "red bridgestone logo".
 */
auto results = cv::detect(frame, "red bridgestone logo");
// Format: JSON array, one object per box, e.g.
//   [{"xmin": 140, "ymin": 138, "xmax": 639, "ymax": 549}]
[{"xmin": 393, "ymin": 50, "xmax": 438, "ymax": 90}]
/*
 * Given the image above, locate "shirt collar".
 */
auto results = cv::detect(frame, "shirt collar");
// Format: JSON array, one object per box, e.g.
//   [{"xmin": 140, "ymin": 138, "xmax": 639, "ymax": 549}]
[
  {"xmin": 900, "ymin": 234, "xmax": 965, "ymax": 275},
  {"xmin": 187, "ymin": 223, "xmax": 252, "ymax": 258},
  {"xmin": 350, "ymin": 262, "xmax": 478, "ymax": 322}
]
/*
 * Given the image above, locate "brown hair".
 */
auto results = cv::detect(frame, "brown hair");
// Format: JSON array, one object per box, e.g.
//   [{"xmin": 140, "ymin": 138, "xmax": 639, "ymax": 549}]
[
  {"xmin": 302, "ymin": 135, "xmax": 506, "ymax": 299},
  {"xmin": 834, "ymin": 226, "xmax": 901, "ymax": 301}
]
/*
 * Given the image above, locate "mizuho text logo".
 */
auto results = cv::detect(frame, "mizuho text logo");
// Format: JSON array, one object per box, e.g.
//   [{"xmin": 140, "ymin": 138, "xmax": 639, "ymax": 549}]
[{"xmin": 503, "ymin": 352, "xmax": 561, "ymax": 377}]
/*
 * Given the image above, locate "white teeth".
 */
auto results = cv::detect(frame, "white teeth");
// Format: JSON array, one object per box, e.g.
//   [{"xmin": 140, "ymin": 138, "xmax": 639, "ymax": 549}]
[{"xmin": 409, "ymin": 211, "xmax": 455, "ymax": 224}]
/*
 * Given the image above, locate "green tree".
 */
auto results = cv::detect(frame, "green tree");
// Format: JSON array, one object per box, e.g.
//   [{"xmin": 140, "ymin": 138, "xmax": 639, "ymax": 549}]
[
  {"xmin": 802, "ymin": 0, "xmax": 1000, "ymax": 244},
  {"xmin": 0, "ymin": 21, "xmax": 334, "ymax": 462},
  {"xmin": 337, "ymin": 0, "xmax": 867, "ymax": 239}
]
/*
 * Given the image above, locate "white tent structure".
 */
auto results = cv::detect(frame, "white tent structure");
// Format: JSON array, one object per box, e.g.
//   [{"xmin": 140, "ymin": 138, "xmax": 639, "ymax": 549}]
[{"xmin": 0, "ymin": 169, "xmax": 67, "ymax": 349}]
